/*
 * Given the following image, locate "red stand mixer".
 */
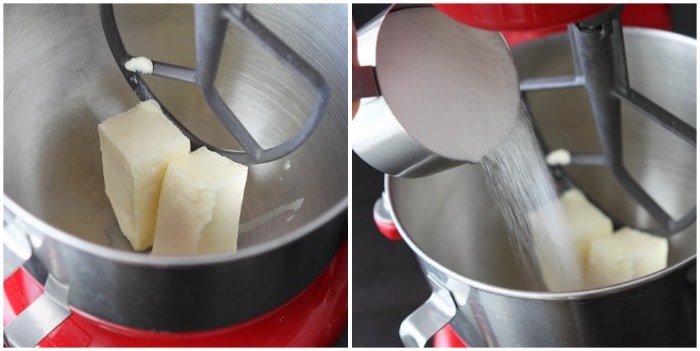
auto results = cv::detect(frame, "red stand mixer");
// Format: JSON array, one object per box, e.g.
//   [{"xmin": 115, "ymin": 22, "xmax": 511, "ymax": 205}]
[
  {"xmin": 354, "ymin": 3, "xmax": 695, "ymax": 347},
  {"xmin": 4, "ymin": 4, "xmax": 347, "ymax": 347}
]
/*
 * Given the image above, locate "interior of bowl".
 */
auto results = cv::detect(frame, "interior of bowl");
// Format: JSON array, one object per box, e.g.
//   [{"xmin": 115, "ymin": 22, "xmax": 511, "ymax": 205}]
[
  {"xmin": 3, "ymin": 4, "xmax": 347, "ymax": 254},
  {"xmin": 389, "ymin": 28, "xmax": 696, "ymax": 291}
]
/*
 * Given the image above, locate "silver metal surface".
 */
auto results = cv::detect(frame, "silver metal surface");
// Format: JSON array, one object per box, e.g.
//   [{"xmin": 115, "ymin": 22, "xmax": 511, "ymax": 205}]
[
  {"xmin": 101, "ymin": 4, "xmax": 329, "ymax": 164},
  {"xmin": 532, "ymin": 6, "xmax": 696, "ymax": 235},
  {"xmin": 388, "ymin": 28, "xmax": 695, "ymax": 346},
  {"xmin": 398, "ymin": 275, "xmax": 458, "ymax": 347},
  {"xmin": 4, "ymin": 275, "xmax": 71, "ymax": 347},
  {"xmin": 352, "ymin": 6, "xmax": 520, "ymax": 178},
  {"xmin": 372, "ymin": 192, "xmax": 392, "ymax": 224},
  {"xmin": 4, "ymin": 4, "xmax": 347, "ymax": 332},
  {"xmin": 3, "ymin": 210, "xmax": 32, "ymax": 279},
  {"xmin": 352, "ymin": 66, "xmax": 379, "ymax": 100}
]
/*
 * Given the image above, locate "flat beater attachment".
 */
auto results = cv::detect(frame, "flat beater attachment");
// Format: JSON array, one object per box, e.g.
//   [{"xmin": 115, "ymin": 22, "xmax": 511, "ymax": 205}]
[
  {"xmin": 520, "ymin": 5, "xmax": 696, "ymax": 236},
  {"xmin": 100, "ymin": 4, "xmax": 329, "ymax": 164}
]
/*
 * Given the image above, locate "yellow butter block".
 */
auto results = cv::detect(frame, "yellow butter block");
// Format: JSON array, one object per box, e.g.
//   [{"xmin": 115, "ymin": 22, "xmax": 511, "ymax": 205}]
[
  {"xmin": 98, "ymin": 100, "xmax": 190, "ymax": 251},
  {"xmin": 151, "ymin": 147, "xmax": 248, "ymax": 256},
  {"xmin": 586, "ymin": 227, "xmax": 668, "ymax": 288},
  {"xmin": 559, "ymin": 189, "xmax": 615, "ymax": 272}
]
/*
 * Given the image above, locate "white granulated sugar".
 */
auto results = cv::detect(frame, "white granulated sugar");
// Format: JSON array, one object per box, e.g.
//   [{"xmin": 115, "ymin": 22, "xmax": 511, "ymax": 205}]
[
  {"xmin": 375, "ymin": 7, "xmax": 519, "ymax": 162},
  {"xmin": 482, "ymin": 103, "xmax": 585, "ymax": 292}
]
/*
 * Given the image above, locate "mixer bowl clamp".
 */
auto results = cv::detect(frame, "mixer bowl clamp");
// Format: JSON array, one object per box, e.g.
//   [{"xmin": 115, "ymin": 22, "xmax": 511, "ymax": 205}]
[
  {"xmin": 399, "ymin": 274, "xmax": 459, "ymax": 347},
  {"xmin": 4, "ymin": 199, "xmax": 72, "ymax": 347}
]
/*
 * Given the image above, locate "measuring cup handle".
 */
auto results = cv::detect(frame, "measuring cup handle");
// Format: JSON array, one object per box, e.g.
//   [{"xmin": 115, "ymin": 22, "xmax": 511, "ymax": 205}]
[{"xmin": 399, "ymin": 275, "xmax": 458, "ymax": 347}]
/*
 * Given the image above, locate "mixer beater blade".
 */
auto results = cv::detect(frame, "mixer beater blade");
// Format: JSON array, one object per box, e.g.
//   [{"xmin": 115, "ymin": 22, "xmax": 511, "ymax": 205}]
[
  {"xmin": 99, "ymin": 4, "xmax": 329, "ymax": 165},
  {"xmin": 520, "ymin": 5, "xmax": 696, "ymax": 236}
]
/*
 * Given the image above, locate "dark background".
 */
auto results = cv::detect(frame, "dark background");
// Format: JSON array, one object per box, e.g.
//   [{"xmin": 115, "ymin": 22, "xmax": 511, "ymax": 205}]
[{"xmin": 350, "ymin": 4, "xmax": 696, "ymax": 347}]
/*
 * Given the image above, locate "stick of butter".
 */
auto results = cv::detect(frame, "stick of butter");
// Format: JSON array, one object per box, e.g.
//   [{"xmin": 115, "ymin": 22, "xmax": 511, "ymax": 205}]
[
  {"xmin": 560, "ymin": 189, "xmax": 614, "ymax": 272},
  {"xmin": 98, "ymin": 100, "xmax": 190, "ymax": 251},
  {"xmin": 151, "ymin": 147, "xmax": 248, "ymax": 256},
  {"xmin": 586, "ymin": 227, "xmax": 668, "ymax": 288}
]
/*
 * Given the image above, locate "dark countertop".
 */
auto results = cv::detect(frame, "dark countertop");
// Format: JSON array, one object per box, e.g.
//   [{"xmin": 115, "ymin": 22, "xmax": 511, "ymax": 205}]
[{"xmin": 351, "ymin": 153, "xmax": 430, "ymax": 347}]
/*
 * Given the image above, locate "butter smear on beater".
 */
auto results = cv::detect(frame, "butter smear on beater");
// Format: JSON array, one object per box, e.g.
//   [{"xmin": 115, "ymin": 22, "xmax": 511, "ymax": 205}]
[
  {"xmin": 545, "ymin": 149, "xmax": 571, "ymax": 166},
  {"xmin": 125, "ymin": 56, "xmax": 154, "ymax": 74},
  {"xmin": 98, "ymin": 100, "xmax": 190, "ymax": 250}
]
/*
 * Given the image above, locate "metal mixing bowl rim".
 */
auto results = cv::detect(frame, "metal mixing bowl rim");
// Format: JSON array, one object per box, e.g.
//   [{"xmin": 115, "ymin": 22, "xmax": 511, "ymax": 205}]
[
  {"xmin": 513, "ymin": 23, "xmax": 698, "ymax": 49},
  {"xmin": 387, "ymin": 176, "xmax": 696, "ymax": 300},
  {"xmin": 4, "ymin": 193, "xmax": 347, "ymax": 267}
]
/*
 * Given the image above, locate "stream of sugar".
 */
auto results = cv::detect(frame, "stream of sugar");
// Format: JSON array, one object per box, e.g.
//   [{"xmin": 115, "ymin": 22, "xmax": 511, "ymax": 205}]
[{"xmin": 481, "ymin": 102, "xmax": 584, "ymax": 292}]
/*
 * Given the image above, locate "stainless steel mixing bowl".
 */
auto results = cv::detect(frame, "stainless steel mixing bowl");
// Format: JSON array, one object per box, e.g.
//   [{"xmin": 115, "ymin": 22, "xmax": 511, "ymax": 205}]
[
  {"xmin": 388, "ymin": 28, "xmax": 695, "ymax": 347},
  {"xmin": 4, "ymin": 3, "xmax": 347, "ymax": 344}
]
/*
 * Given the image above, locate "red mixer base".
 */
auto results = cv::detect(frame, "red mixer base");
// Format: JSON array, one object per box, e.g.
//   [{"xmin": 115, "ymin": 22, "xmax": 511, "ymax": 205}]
[
  {"xmin": 4, "ymin": 241, "xmax": 348, "ymax": 347},
  {"xmin": 433, "ymin": 325, "xmax": 468, "ymax": 347},
  {"xmin": 434, "ymin": 4, "xmax": 671, "ymax": 47}
]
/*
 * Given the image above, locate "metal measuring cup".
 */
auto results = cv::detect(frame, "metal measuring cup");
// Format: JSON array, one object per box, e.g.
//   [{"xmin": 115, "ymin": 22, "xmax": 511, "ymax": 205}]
[{"xmin": 352, "ymin": 5, "xmax": 520, "ymax": 177}]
